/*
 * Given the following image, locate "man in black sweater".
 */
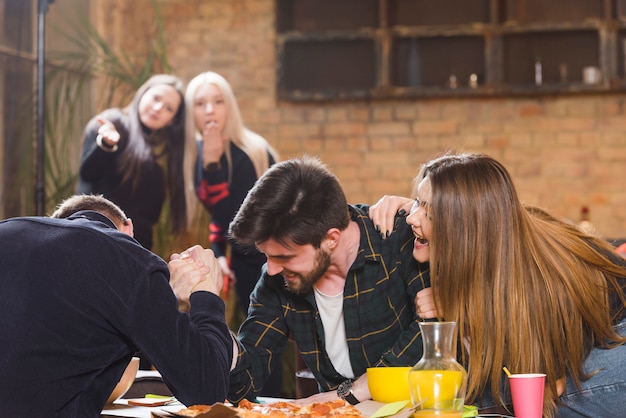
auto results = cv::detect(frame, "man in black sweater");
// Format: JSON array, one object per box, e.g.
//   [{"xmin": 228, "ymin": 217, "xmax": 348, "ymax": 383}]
[{"xmin": 0, "ymin": 195, "xmax": 231, "ymax": 417}]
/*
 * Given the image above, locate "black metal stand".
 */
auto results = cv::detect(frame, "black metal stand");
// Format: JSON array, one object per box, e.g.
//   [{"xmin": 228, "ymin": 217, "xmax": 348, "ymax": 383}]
[{"xmin": 35, "ymin": 0, "xmax": 54, "ymax": 215}]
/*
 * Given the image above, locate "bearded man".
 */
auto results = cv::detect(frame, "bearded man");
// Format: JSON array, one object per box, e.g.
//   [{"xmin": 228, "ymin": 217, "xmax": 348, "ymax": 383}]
[{"xmin": 172, "ymin": 155, "xmax": 430, "ymax": 405}]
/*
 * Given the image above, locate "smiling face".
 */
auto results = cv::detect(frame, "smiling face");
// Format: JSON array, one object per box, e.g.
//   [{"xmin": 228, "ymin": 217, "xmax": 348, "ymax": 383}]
[
  {"xmin": 137, "ymin": 84, "xmax": 181, "ymax": 131},
  {"xmin": 192, "ymin": 83, "xmax": 228, "ymax": 135},
  {"xmin": 257, "ymin": 238, "xmax": 331, "ymax": 295},
  {"xmin": 406, "ymin": 176, "xmax": 433, "ymax": 263}
]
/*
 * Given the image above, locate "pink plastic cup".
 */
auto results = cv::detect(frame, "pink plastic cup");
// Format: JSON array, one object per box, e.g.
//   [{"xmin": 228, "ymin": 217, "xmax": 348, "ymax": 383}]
[{"xmin": 508, "ymin": 373, "xmax": 546, "ymax": 418}]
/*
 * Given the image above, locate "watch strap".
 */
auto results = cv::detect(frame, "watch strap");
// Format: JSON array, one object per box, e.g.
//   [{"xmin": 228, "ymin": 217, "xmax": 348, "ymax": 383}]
[
  {"xmin": 342, "ymin": 391, "xmax": 359, "ymax": 405},
  {"xmin": 337, "ymin": 379, "xmax": 360, "ymax": 405}
]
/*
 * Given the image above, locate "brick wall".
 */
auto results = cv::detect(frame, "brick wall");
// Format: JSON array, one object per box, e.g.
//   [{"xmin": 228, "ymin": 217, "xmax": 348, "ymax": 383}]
[{"xmin": 97, "ymin": 0, "xmax": 626, "ymax": 239}]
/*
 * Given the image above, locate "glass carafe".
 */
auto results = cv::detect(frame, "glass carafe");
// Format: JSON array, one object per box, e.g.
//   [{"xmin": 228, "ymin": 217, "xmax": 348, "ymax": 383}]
[{"xmin": 409, "ymin": 321, "xmax": 467, "ymax": 418}]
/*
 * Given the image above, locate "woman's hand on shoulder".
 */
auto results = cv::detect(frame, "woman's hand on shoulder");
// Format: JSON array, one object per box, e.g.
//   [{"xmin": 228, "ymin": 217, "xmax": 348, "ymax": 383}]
[{"xmin": 369, "ymin": 195, "xmax": 413, "ymax": 238}]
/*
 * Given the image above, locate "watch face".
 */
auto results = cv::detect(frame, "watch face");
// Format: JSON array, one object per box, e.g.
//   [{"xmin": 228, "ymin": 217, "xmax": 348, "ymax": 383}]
[{"xmin": 337, "ymin": 379, "xmax": 352, "ymax": 397}]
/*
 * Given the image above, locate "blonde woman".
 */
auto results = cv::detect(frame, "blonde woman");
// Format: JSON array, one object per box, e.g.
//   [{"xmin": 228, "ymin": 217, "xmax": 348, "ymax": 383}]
[{"xmin": 184, "ymin": 71, "xmax": 278, "ymax": 314}]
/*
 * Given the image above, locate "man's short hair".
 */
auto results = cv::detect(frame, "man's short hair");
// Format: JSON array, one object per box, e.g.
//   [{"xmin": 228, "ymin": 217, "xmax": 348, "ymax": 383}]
[
  {"xmin": 50, "ymin": 194, "xmax": 128, "ymax": 228},
  {"xmin": 229, "ymin": 155, "xmax": 349, "ymax": 249}
]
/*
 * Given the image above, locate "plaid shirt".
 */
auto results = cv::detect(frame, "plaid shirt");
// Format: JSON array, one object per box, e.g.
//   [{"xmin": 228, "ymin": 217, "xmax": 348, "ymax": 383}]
[{"xmin": 228, "ymin": 204, "xmax": 430, "ymax": 403}]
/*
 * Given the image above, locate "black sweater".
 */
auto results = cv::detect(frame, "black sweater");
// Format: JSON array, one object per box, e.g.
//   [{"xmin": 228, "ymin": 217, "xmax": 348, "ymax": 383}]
[{"xmin": 0, "ymin": 212, "xmax": 232, "ymax": 416}]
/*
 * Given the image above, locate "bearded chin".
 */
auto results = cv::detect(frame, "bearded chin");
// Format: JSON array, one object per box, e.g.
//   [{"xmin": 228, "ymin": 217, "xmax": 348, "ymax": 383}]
[{"xmin": 283, "ymin": 248, "xmax": 331, "ymax": 295}]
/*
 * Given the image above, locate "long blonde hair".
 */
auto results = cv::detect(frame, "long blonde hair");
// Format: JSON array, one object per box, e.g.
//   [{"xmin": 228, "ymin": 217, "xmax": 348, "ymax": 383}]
[
  {"xmin": 183, "ymin": 72, "xmax": 278, "ymax": 224},
  {"xmin": 418, "ymin": 152, "xmax": 626, "ymax": 417}
]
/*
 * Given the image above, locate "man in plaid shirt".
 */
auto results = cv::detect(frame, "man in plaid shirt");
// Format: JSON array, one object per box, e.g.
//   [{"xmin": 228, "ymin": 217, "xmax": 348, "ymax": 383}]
[{"xmin": 195, "ymin": 155, "xmax": 429, "ymax": 404}]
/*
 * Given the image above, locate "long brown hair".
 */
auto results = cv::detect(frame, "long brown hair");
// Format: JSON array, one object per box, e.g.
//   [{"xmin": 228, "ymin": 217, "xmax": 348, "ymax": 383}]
[
  {"xmin": 122, "ymin": 74, "xmax": 188, "ymax": 233},
  {"xmin": 418, "ymin": 152, "xmax": 626, "ymax": 417}
]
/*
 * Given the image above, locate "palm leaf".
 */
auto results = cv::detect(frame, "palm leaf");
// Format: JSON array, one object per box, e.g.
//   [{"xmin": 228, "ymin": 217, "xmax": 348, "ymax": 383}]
[{"xmin": 42, "ymin": 1, "xmax": 182, "ymax": 257}]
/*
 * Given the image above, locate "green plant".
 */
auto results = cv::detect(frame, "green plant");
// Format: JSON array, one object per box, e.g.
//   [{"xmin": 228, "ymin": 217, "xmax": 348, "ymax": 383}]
[
  {"xmin": 43, "ymin": 0, "xmax": 188, "ymax": 257},
  {"xmin": 48, "ymin": 0, "xmax": 172, "ymax": 105},
  {"xmin": 43, "ymin": 67, "xmax": 91, "ymax": 211}
]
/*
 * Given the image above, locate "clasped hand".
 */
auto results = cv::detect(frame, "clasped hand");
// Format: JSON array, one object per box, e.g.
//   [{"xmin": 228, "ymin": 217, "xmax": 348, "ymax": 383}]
[{"xmin": 169, "ymin": 245, "xmax": 224, "ymax": 312}]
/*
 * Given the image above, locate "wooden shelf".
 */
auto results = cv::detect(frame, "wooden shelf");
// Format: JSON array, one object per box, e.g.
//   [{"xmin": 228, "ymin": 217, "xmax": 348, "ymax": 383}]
[{"xmin": 276, "ymin": 0, "xmax": 624, "ymax": 101}]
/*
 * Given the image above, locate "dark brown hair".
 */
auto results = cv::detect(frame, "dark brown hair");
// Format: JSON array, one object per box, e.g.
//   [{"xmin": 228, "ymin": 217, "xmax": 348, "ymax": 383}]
[{"xmin": 229, "ymin": 155, "xmax": 349, "ymax": 249}]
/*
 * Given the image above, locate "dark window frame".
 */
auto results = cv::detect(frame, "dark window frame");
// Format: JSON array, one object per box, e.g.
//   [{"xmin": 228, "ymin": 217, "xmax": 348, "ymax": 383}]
[{"xmin": 276, "ymin": 0, "xmax": 626, "ymax": 101}]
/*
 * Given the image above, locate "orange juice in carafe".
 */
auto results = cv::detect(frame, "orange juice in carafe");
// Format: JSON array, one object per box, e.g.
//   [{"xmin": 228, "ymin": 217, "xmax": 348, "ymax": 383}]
[
  {"xmin": 409, "ymin": 322, "xmax": 467, "ymax": 417},
  {"xmin": 412, "ymin": 410, "xmax": 462, "ymax": 418},
  {"xmin": 408, "ymin": 369, "xmax": 465, "ymax": 411}
]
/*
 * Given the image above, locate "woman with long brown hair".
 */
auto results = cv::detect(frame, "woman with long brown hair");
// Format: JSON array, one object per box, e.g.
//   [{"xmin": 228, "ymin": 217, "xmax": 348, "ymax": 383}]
[
  {"xmin": 370, "ymin": 152, "xmax": 626, "ymax": 417},
  {"xmin": 78, "ymin": 74, "xmax": 192, "ymax": 250}
]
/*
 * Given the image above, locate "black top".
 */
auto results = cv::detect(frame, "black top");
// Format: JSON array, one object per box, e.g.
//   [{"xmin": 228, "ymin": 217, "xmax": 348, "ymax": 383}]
[
  {"xmin": 195, "ymin": 140, "xmax": 274, "ymax": 263},
  {"xmin": 78, "ymin": 109, "xmax": 165, "ymax": 250},
  {"xmin": 0, "ymin": 212, "xmax": 232, "ymax": 416}
]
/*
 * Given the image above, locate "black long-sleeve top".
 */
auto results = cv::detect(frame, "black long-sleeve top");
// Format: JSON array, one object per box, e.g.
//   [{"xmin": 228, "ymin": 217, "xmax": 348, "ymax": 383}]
[
  {"xmin": 195, "ymin": 140, "xmax": 274, "ymax": 264},
  {"xmin": 78, "ymin": 109, "xmax": 165, "ymax": 250},
  {"xmin": 0, "ymin": 212, "xmax": 232, "ymax": 416}
]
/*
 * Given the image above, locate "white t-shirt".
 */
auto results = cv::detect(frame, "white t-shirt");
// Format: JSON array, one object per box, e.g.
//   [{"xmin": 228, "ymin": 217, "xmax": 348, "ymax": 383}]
[{"xmin": 314, "ymin": 286, "xmax": 355, "ymax": 379}]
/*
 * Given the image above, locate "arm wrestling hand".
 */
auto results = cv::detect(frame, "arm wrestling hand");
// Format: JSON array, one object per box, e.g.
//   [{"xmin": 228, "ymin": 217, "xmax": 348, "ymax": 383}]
[
  {"xmin": 186, "ymin": 245, "xmax": 224, "ymax": 295},
  {"xmin": 168, "ymin": 248, "xmax": 210, "ymax": 312},
  {"xmin": 168, "ymin": 245, "xmax": 224, "ymax": 310}
]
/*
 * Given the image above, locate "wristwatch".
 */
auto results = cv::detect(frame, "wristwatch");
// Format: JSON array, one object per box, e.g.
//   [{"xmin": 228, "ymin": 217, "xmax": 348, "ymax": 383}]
[{"xmin": 337, "ymin": 379, "xmax": 360, "ymax": 405}]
